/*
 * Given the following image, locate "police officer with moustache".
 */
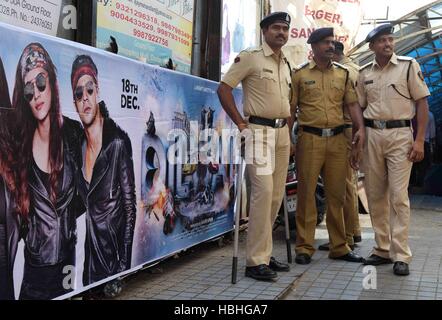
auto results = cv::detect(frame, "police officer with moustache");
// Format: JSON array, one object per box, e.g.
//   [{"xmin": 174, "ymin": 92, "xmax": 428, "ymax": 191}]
[
  {"xmin": 356, "ymin": 24, "xmax": 430, "ymax": 276},
  {"xmin": 217, "ymin": 12, "xmax": 293, "ymax": 281},
  {"xmin": 291, "ymin": 28, "xmax": 366, "ymax": 265},
  {"xmin": 318, "ymin": 41, "xmax": 362, "ymax": 251}
]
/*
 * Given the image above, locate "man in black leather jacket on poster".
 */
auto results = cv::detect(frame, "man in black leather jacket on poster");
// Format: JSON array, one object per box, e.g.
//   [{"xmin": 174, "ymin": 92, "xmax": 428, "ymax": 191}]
[{"xmin": 70, "ymin": 55, "xmax": 136, "ymax": 285}]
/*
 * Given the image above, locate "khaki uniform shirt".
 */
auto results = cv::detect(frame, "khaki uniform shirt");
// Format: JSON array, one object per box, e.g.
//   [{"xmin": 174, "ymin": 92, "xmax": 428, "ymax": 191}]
[
  {"xmin": 221, "ymin": 41, "xmax": 292, "ymax": 119},
  {"xmin": 340, "ymin": 56, "xmax": 360, "ymax": 124},
  {"xmin": 356, "ymin": 53, "xmax": 430, "ymax": 120},
  {"xmin": 291, "ymin": 60, "xmax": 359, "ymax": 128}
]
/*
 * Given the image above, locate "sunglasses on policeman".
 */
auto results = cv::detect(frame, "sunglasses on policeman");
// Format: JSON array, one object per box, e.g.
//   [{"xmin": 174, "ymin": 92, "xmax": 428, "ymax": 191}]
[
  {"xmin": 24, "ymin": 72, "xmax": 48, "ymax": 102},
  {"xmin": 74, "ymin": 81, "xmax": 96, "ymax": 102}
]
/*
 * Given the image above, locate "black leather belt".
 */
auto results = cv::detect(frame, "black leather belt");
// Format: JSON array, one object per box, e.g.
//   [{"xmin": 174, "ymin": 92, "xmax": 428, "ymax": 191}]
[
  {"xmin": 344, "ymin": 124, "xmax": 352, "ymax": 129},
  {"xmin": 364, "ymin": 119, "xmax": 411, "ymax": 129},
  {"xmin": 300, "ymin": 125, "xmax": 345, "ymax": 137},
  {"xmin": 249, "ymin": 116, "xmax": 287, "ymax": 128}
]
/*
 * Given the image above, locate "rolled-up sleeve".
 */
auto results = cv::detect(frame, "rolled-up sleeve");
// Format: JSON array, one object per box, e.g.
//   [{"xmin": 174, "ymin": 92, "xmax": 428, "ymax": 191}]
[
  {"xmin": 344, "ymin": 71, "xmax": 359, "ymax": 105},
  {"xmin": 408, "ymin": 59, "xmax": 430, "ymax": 101},
  {"xmin": 221, "ymin": 51, "xmax": 253, "ymax": 89}
]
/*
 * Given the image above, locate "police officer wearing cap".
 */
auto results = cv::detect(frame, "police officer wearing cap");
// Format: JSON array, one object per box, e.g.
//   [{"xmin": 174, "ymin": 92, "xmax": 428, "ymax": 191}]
[
  {"xmin": 356, "ymin": 24, "xmax": 430, "ymax": 275},
  {"xmin": 217, "ymin": 12, "xmax": 293, "ymax": 281},
  {"xmin": 291, "ymin": 28, "xmax": 366, "ymax": 265},
  {"xmin": 318, "ymin": 41, "xmax": 362, "ymax": 251}
]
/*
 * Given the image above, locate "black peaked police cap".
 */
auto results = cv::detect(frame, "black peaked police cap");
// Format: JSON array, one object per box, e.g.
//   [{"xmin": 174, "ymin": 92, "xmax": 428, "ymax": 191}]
[
  {"xmin": 307, "ymin": 27, "xmax": 334, "ymax": 44},
  {"xmin": 260, "ymin": 11, "xmax": 291, "ymax": 29},
  {"xmin": 366, "ymin": 23, "xmax": 394, "ymax": 42}
]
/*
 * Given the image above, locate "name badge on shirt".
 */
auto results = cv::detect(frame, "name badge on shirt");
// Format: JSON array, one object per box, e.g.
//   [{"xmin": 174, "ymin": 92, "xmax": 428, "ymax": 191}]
[
  {"xmin": 263, "ymin": 68, "xmax": 273, "ymax": 74},
  {"xmin": 364, "ymin": 80, "xmax": 374, "ymax": 85},
  {"xmin": 304, "ymin": 80, "xmax": 315, "ymax": 85}
]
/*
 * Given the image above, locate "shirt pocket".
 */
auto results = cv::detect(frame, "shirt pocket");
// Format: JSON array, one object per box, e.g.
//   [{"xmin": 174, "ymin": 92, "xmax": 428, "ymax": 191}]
[
  {"xmin": 259, "ymin": 71, "xmax": 278, "ymax": 93},
  {"xmin": 387, "ymin": 82, "xmax": 410, "ymax": 101},
  {"xmin": 386, "ymin": 81, "xmax": 412, "ymax": 113},
  {"xmin": 330, "ymin": 79, "xmax": 345, "ymax": 104},
  {"xmin": 300, "ymin": 82, "xmax": 321, "ymax": 102},
  {"xmin": 365, "ymin": 78, "xmax": 379, "ymax": 104}
]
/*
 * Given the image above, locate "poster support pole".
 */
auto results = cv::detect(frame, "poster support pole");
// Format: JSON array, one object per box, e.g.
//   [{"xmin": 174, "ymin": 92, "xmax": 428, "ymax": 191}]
[{"xmin": 231, "ymin": 157, "xmax": 244, "ymax": 284}]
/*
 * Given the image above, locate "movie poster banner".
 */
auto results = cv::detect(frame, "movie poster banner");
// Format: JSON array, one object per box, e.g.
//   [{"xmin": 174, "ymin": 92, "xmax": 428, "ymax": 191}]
[
  {"xmin": 96, "ymin": 0, "xmax": 194, "ymax": 73},
  {"xmin": 270, "ymin": 0, "xmax": 364, "ymax": 66},
  {"xmin": 0, "ymin": 21, "xmax": 240, "ymax": 300}
]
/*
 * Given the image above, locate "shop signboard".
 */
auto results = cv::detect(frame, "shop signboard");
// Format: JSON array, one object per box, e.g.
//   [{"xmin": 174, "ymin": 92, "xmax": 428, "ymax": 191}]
[
  {"xmin": 270, "ymin": 0, "xmax": 364, "ymax": 65},
  {"xmin": 0, "ymin": 0, "xmax": 76, "ymax": 40},
  {"xmin": 96, "ymin": 0, "xmax": 194, "ymax": 73}
]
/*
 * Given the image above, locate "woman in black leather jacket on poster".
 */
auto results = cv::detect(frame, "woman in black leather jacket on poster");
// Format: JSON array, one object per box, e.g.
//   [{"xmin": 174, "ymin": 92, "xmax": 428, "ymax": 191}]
[
  {"xmin": 0, "ymin": 56, "xmax": 25, "ymax": 300},
  {"xmin": 12, "ymin": 43, "xmax": 84, "ymax": 300}
]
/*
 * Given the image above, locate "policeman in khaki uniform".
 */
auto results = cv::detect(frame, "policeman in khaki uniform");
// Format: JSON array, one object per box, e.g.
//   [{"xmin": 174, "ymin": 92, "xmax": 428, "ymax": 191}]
[
  {"xmin": 291, "ymin": 28, "xmax": 366, "ymax": 265},
  {"xmin": 318, "ymin": 41, "xmax": 362, "ymax": 252},
  {"xmin": 356, "ymin": 24, "xmax": 430, "ymax": 276},
  {"xmin": 217, "ymin": 12, "xmax": 293, "ymax": 281}
]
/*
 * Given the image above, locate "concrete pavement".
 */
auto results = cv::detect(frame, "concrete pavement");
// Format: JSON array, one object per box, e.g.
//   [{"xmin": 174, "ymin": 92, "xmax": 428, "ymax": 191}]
[{"xmin": 95, "ymin": 195, "xmax": 442, "ymax": 300}]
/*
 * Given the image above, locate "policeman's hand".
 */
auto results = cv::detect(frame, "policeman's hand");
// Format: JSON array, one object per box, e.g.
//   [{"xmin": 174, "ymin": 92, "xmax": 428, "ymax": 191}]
[
  {"xmin": 350, "ymin": 146, "xmax": 361, "ymax": 170},
  {"xmin": 352, "ymin": 128, "xmax": 365, "ymax": 152},
  {"xmin": 350, "ymin": 128, "xmax": 365, "ymax": 170},
  {"xmin": 408, "ymin": 140, "xmax": 425, "ymax": 162}
]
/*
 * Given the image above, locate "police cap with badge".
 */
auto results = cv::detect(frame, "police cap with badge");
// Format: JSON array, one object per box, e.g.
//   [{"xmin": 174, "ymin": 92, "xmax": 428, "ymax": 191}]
[
  {"xmin": 260, "ymin": 11, "xmax": 291, "ymax": 29},
  {"xmin": 366, "ymin": 23, "xmax": 394, "ymax": 43},
  {"xmin": 307, "ymin": 27, "xmax": 334, "ymax": 44}
]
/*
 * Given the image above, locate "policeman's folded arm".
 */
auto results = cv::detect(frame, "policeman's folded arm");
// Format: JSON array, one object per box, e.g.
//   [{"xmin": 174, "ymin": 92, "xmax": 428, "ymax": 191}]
[{"xmin": 217, "ymin": 81, "xmax": 247, "ymax": 131}]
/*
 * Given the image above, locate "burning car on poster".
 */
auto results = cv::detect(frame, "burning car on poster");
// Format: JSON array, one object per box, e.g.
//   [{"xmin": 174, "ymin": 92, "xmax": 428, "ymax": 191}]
[{"xmin": 141, "ymin": 106, "xmax": 234, "ymax": 234}]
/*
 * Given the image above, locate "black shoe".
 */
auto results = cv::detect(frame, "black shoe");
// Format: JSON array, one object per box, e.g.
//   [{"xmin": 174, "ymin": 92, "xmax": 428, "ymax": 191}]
[
  {"xmin": 245, "ymin": 264, "xmax": 278, "ymax": 281},
  {"xmin": 332, "ymin": 251, "xmax": 365, "ymax": 263},
  {"xmin": 295, "ymin": 253, "xmax": 311, "ymax": 265},
  {"xmin": 353, "ymin": 235, "xmax": 362, "ymax": 243},
  {"xmin": 269, "ymin": 257, "xmax": 290, "ymax": 272},
  {"xmin": 393, "ymin": 262, "xmax": 410, "ymax": 276},
  {"xmin": 363, "ymin": 254, "xmax": 393, "ymax": 266}
]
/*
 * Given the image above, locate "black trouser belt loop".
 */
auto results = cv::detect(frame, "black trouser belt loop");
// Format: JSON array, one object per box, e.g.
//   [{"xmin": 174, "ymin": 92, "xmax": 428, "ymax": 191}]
[
  {"xmin": 300, "ymin": 125, "xmax": 345, "ymax": 137},
  {"xmin": 249, "ymin": 116, "xmax": 287, "ymax": 128},
  {"xmin": 364, "ymin": 119, "xmax": 411, "ymax": 129}
]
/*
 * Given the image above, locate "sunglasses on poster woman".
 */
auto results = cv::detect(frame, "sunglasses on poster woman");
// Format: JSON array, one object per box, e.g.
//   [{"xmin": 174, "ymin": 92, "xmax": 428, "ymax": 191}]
[
  {"xmin": 23, "ymin": 72, "xmax": 47, "ymax": 102},
  {"xmin": 74, "ymin": 81, "xmax": 96, "ymax": 102}
]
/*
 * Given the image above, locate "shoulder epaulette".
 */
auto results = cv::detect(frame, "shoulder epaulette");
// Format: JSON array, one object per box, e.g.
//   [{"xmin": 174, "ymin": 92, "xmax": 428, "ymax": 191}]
[
  {"xmin": 397, "ymin": 56, "xmax": 413, "ymax": 61},
  {"xmin": 244, "ymin": 46, "xmax": 262, "ymax": 53},
  {"xmin": 360, "ymin": 62, "xmax": 373, "ymax": 71},
  {"xmin": 332, "ymin": 61, "xmax": 348, "ymax": 71},
  {"xmin": 297, "ymin": 61, "xmax": 309, "ymax": 70}
]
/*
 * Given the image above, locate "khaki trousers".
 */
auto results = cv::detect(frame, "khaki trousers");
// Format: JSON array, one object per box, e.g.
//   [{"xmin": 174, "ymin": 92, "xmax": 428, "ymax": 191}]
[
  {"xmin": 343, "ymin": 128, "xmax": 361, "ymax": 246},
  {"xmin": 363, "ymin": 127, "xmax": 414, "ymax": 264},
  {"xmin": 295, "ymin": 130, "xmax": 351, "ymax": 258},
  {"xmin": 245, "ymin": 124, "xmax": 290, "ymax": 266}
]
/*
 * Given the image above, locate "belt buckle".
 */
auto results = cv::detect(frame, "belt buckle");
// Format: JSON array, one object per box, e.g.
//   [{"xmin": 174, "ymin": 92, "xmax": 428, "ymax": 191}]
[
  {"xmin": 373, "ymin": 120, "xmax": 387, "ymax": 129},
  {"xmin": 322, "ymin": 128, "xmax": 333, "ymax": 137},
  {"xmin": 275, "ymin": 119, "xmax": 283, "ymax": 128}
]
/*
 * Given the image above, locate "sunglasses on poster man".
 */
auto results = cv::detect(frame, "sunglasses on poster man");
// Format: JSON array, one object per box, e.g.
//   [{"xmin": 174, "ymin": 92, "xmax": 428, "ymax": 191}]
[
  {"xmin": 24, "ymin": 73, "xmax": 47, "ymax": 102},
  {"xmin": 74, "ymin": 81, "xmax": 96, "ymax": 102}
]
